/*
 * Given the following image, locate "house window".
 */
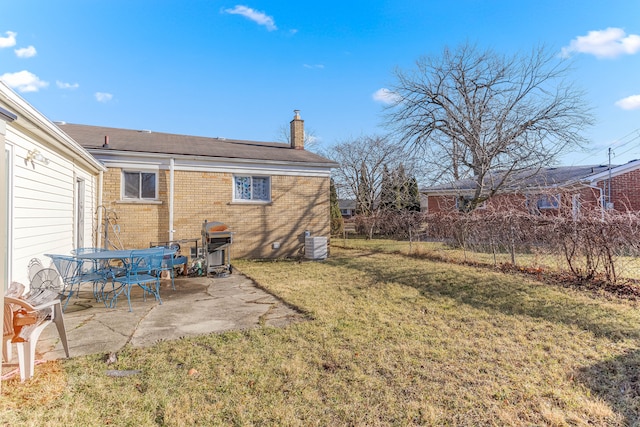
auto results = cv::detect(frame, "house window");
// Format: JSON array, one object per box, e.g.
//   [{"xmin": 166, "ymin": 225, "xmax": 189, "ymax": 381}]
[
  {"xmin": 233, "ymin": 175, "xmax": 271, "ymax": 202},
  {"xmin": 537, "ymin": 194, "xmax": 560, "ymax": 210},
  {"xmin": 456, "ymin": 196, "xmax": 485, "ymax": 212},
  {"xmin": 123, "ymin": 171, "xmax": 157, "ymax": 200}
]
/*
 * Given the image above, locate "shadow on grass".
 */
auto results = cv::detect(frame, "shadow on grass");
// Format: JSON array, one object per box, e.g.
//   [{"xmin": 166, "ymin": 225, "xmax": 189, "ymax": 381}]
[
  {"xmin": 327, "ymin": 250, "xmax": 640, "ymax": 342},
  {"xmin": 577, "ymin": 348, "xmax": 640, "ymax": 426}
]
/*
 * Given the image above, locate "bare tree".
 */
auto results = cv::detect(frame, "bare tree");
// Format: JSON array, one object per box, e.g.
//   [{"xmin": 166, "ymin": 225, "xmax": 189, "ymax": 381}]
[
  {"xmin": 327, "ymin": 135, "xmax": 409, "ymax": 210},
  {"xmin": 327, "ymin": 135, "xmax": 418, "ymax": 238},
  {"xmin": 386, "ymin": 43, "xmax": 594, "ymax": 210},
  {"xmin": 274, "ymin": 124, "xmax": 321, "ymax": 153}
]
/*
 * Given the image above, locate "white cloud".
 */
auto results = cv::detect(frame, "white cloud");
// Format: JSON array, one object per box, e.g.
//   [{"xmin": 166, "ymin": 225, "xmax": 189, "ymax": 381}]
[
  {"xmin": 224, "ymin": 5, "xmax": 277, "ymax": 31},
  {"xmin": 303, "ymin": 64, "xmax": 324, "ymax": 69},
  {"xmin": 57, "ymin": 80, "xmax": 79, "ymax": 90},
  {"xmin": 615, "ymin": 94, "xmax": 640, "ymax": 110},
  {"xmin": 561, "ymin": 27, "xmax": 640, "ymax": 59},
  {"xmin": 95, "ymin": 92, "xmax": 113, "ymax": 103},
  {"xmin": 0, "ymin": 31, "xmax": 17, "ymax": 48},
  {"xmin": 372, "ymin": 88, "xmax": 400, "ymax": 105},
  {"xmin": 0, "ymin": 70, "xmax": 48, "ymax": 92},
  {"xmin": 15, "ymin": 45, "xmax": 36, "ymax": 58}
]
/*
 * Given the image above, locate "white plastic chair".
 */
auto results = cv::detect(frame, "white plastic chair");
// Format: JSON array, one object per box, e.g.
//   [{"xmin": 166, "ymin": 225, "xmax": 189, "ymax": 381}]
[{"xmin": 3, "ymin": 283, "xmax": 69, "ymax": 382}]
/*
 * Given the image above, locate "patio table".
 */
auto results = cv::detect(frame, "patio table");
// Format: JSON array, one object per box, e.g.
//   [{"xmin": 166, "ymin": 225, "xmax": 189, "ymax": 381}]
[
  {"xmin": 75, "ymin": 248, "xmax": 175, "ymax": 310},
  {"xmin": 74, "ymin": 249, "xmax": 135, "ymax": 260}
]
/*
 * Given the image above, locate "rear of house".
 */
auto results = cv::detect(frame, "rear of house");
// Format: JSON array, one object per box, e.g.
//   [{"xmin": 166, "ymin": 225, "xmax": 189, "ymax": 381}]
[{"xmin": 58, "ymin": 112, "xmax": 337, "ymax": 259}]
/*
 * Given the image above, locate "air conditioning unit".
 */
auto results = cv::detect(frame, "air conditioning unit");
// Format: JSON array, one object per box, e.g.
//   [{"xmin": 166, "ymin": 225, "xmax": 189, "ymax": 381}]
[{"xmin": 305, "ymin": 236, "xmax": 327, "ymax": 260}]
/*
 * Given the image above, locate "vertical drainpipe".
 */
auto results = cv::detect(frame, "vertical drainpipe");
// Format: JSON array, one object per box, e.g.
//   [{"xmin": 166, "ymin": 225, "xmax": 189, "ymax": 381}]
[
  {"xmin": 96, "ymin": 170, "xmax": 104, "ymax": 248},
  {"xmin": 584, "ymin": 183, "xmax": 604, "ymax": 219},
  {"xmin": 169, "ymin": 157, "xmax": 175, "ymax": 242}
]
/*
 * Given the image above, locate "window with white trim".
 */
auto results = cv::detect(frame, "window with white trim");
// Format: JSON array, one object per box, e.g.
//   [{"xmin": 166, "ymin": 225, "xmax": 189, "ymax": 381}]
[
  {"xmin": 526, "ymin": 193, "xmax": 561, "ymax": 213},
  {"xmin": 123, "ymin": 171, "xmax": 157, "ymax": 200},
  {"xmin": 233, "ymin": 175, "xmax": 271, "ymax": 202},
  {"xmin": 536, "ymin": 194, "xmax": 560, "ymax": 210}
]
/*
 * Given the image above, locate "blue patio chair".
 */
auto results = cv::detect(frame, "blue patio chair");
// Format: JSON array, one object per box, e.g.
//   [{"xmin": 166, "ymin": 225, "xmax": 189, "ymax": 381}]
[
  {"xmin": 70, "ymin": 248, "xmax": 112, "ymax": 301},
  {"xmin": 158, "ymin": 244, "xmax": 187, "ymax": 290},
  {"xmin": 111, "ymin": 248, "xmax": 164, "ymax": 311},
  {"xmin": 46, "ymin": 254, "xmax": 83, "ymax": 311}
]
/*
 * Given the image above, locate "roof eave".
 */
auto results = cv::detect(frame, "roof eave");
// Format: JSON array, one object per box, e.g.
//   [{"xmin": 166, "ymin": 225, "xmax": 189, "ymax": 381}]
[
  {"xmin": 87, "ymin": 148, "xmax": 338, "ymax": 169},
  {"xmin": 0, "ymin": 82, "xmax": 106, "ymax": 172}
]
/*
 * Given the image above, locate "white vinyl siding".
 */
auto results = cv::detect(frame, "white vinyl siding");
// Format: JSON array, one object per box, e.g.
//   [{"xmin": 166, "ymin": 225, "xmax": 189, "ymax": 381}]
[{"xmin": 7, "ymin": 127, "xmax": 99, "ymax": 285}]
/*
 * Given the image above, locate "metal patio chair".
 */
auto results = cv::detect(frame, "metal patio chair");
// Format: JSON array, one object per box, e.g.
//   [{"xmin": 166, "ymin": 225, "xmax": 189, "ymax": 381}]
[
  {"xmin": 46, "ymin": 254, "xmax": 84, "ymax": 311},
  {"xmin": 27, "ymin": 258, "xmax": 45, "ymax": 284},
  {"xmin": 111, "ymin": 248, "xmax": 164, "ymax": 311},
  {"xmin": 70, "ymin": 247, "xmax": 115, "ymax": 301},
  {"xmin": 158, "ymin": 244, "xmax": 187, "ymax": 290}
]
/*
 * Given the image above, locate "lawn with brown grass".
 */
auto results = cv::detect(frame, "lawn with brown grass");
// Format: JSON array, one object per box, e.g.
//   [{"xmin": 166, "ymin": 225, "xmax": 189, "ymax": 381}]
[{"xmin": 2, "ymin": 246, "xmax": 640, "ymax": 425}]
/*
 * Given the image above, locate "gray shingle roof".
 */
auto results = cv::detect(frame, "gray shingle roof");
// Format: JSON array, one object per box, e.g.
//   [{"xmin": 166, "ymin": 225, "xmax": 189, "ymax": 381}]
[
  {"xmin": 422, "ymin": 164, "xmax": 614, "ymax": 193},
  {"xmin": 57, "ymin": 123, "xmax": 337, "ymax": 166},
  {"xmin": 338, "ymin": 199, "xmax": 356, "ymax": 210}
]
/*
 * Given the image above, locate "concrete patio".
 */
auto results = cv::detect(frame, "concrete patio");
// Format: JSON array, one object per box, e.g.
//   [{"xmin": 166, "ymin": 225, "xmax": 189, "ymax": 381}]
[{"xmin": 7, "ymin": 272, "xmax": 304, "ymax": 368}]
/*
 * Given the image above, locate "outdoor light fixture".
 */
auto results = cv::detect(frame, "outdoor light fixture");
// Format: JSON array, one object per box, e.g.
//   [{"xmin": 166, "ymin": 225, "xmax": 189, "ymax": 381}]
[{"xmin": 25, "ymin": 149, "xmax": 50, "ymax": 167}]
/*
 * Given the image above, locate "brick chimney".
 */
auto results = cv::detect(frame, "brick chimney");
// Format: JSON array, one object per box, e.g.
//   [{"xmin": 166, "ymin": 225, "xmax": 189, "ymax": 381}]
[{"xmin": 290, "ymin": 109, "xmax": 304, "ymax": 150}]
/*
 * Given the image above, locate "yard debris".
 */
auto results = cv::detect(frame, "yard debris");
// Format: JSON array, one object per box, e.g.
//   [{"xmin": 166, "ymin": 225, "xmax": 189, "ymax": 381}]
[
  {"xmin": 188, "ymin": 368, "xmax": 199, "ymax": 376},
  {"xmin": 104, "ymin": 352, "xmax": 118, "ymax": 365}
]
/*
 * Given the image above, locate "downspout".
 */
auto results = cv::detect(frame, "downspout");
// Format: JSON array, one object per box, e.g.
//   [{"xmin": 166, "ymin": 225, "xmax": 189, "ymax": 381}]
[
  {"xmin": 169, "ymin": 158, "xmax": 175, "ymax": 242},
  {"xmin": 583, "ymin": 183, "xmax": 604, "ymax": 219},
  {"xmin": 96, "ymin": 170, "xmax": 103, "ymax": 248}
]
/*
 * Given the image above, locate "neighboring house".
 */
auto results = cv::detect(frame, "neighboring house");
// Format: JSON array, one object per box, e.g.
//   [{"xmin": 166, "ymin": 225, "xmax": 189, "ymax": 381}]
[
  {"xmin": 0, "ymin": 82, "xmax": 105, "ymax": 287},
  {"xmin": 338, "ymin": 199, "xmax": 356, "ymax": 218},
  {"xmin": 58, "ymin": 111, "xmax": 338, "ymax": 259},
  {"xmin": 422, "ymin": 162, "xmax": 640, "ymax": 214}
]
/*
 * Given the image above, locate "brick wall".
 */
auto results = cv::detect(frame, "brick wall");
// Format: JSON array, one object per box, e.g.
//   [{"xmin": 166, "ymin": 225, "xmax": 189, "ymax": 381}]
[
  {"xmin": 100, "ymin": 168, "xmax": 330, "ymax": 259},
  {"xmin": 597, "ymin": 168, "xmax": 640, "ymax": 211},
  {"xmin": 426, "ymin": 195, "xmax": 456, "ymax": 213}
]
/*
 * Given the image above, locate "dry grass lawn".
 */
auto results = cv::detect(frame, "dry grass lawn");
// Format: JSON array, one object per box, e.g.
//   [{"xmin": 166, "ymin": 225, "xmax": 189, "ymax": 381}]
[{"xmin": 2, "ymin": 246, "xmax": 640, "ymax": 425}]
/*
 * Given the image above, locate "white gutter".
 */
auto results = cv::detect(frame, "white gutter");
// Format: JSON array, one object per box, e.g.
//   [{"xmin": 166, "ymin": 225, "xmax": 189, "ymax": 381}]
[
  {"xmin": 169, "ymin": 158, "xmax": 175, "ymax": 242},
  {"xmin": 88, "ymin": 148, "xmax": 339, "ymax": 169}
]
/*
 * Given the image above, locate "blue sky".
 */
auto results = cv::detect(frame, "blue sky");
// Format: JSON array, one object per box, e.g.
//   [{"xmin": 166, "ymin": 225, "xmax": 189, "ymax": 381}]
[{"xmin": 2, "ymin": 0, "xmax": 640, "ymax": 166}]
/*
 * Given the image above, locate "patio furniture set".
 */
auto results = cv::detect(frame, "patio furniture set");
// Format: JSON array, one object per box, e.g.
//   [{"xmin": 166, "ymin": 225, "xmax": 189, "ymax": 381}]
[
  {"xmin": 3, "ymin": 222, "xmax": 232, "ymax": 381},
  {"xmin": 45, "ymin": 246, "xmax": 188, "ymax": 313},
  {"xmin": 2, "ymin": 247, "xmax": 188, "ymax": 382}
]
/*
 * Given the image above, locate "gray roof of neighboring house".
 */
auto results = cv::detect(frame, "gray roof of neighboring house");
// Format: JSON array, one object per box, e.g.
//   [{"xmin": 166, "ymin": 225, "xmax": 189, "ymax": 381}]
[
  {"xmin": 57, "ymin": 123, "xmax": 337, "ymax": 166},
  {"xmin": 338, "ymin": 199, "xmax": 356, "ymax": 209},
  {"xmin": 421, "ymin": 164, "xmax": 616, "ymax": 194}
]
